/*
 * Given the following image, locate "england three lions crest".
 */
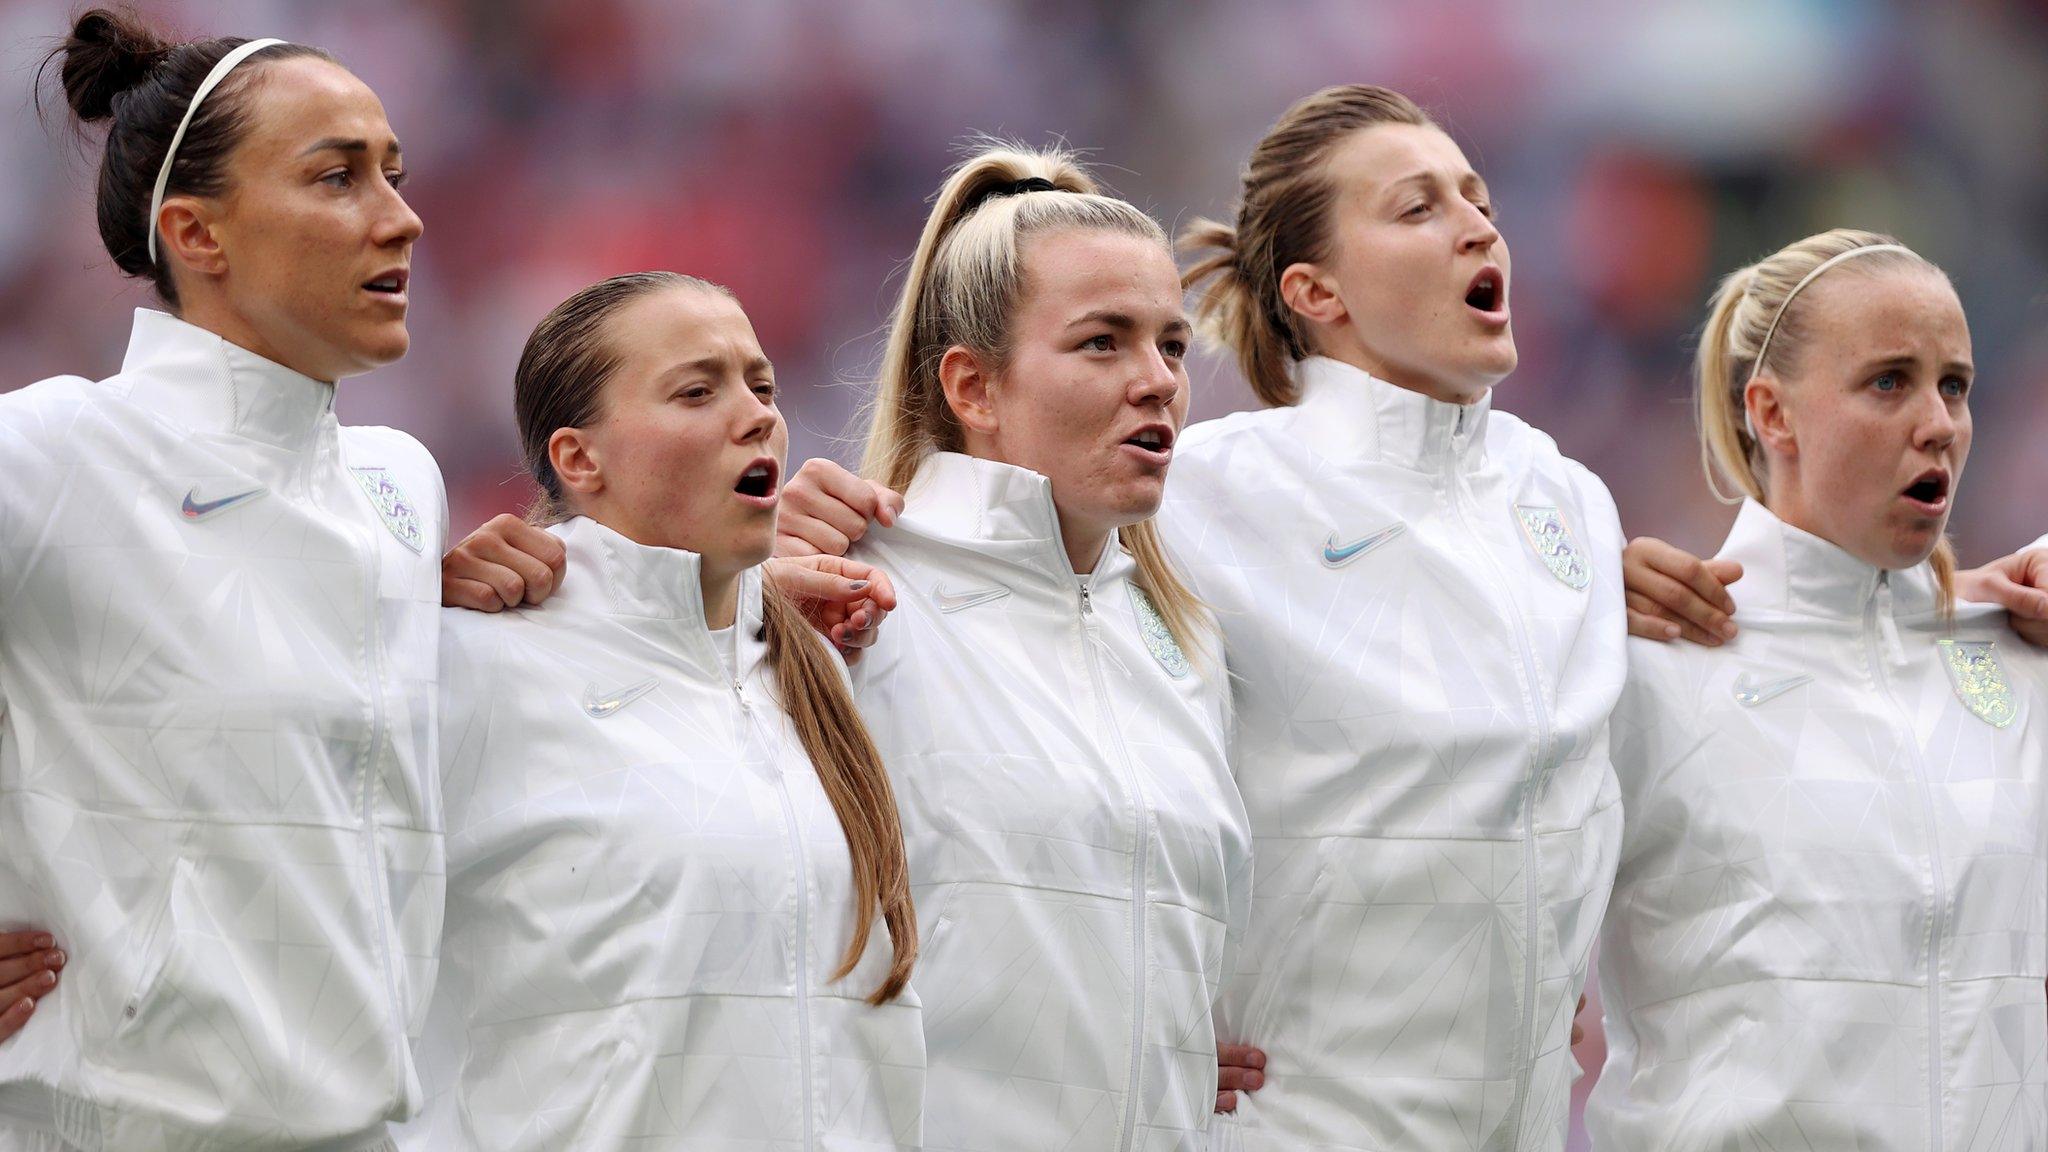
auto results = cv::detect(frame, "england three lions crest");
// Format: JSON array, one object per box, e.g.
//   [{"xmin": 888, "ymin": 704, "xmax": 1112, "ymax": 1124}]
[
  {"xmin": 1938, "ymin": 639, "xmax": 2018, "ymax": 728},
  {"xmin": 1513, "ymin": 503, "xmax": 1590, "ymax": 590}
]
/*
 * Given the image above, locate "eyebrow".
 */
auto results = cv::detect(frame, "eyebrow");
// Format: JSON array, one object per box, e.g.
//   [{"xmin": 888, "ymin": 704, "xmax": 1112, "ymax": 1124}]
[
  {"xmin": 298, "ymin": 136, "xmax": 404, "ymax": 158},
  {"xmin": 1859, "ymin": 353, "xmax": 1974, "ymax": 377},
  {"xmin": 1066, "ymin": 309, "xmax": 1193, "ymax": 337},
  {"xmin": 660, "ymin": 354, "xmax": 776, "ymax": 381},
  {"xmin": 1380, "ymin": 169, "xmax": 1488, "ymax": 204}
]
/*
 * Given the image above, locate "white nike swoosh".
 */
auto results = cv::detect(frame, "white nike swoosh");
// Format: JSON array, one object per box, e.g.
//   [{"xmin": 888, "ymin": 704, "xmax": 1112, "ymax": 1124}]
[
  {"xmin": 583, "ymin": 678, "xmax": 659, "ymax": 718},
  {"xmin": 1732, "ymin": 671, "xmax": 1813, "ymax": 707},
  {"xmin": 932, "ymin": 584, "xmax": 1011, "ymax": 613},
  {"xmin": 181, "ymin": 485, "xmax": 267, "ymax": 522},
  {"xmin": 1321, "ymin": 523, "xmax": 1406, "ymax": 568}
]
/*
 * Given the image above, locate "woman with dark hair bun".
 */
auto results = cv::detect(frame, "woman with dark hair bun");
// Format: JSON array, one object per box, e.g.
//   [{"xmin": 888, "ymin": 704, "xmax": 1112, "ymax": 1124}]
[{"xmin": 0, "ymin": 10, "xmax": 442, "ymax": 1151}]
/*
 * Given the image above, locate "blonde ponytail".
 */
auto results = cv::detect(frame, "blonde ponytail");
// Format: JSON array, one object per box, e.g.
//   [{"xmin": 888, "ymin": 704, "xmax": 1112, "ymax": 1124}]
[{"xmin": 863, "ymin": 142, "xmax": 1210, "ymax": 655}]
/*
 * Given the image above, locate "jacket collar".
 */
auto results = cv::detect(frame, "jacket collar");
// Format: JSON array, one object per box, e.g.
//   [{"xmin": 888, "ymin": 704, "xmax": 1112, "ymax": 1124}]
[
  {"xmin": 116, "ymin": 309, "xmax": 337, "ymax": 451},
  {"xmin": 551, "ymin": 516, "xmax": 768, "ymax": 680},
  {"xmin": 1295, "ymin": 355, "xmax": 1490, "ymax": 474},
  {"xmin": 897, "ymin": 451, "xmax": 1132, "ymax": 586},
  {"xmin": 1717, "ymin": 498, "xmax": 1940, "ymax": 621}
]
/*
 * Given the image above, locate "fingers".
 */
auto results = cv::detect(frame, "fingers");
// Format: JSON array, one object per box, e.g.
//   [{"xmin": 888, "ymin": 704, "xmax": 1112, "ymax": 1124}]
[
  {"xmin": 1625, "ymin": 568, "xmax": 1737, "ymax": 646},
  {"xmin": 0, "ymin": 995, "xmax": 33, "ymax": 1044},
  {"xmin": 442, "ymin": 515, "xmax": 565, "ymax": 609},
  {"xmin": 1215, "ymin": 1042, "xmax": 1266, "ymax": 1094},
  {"xmin": 0, "ymin": 944, "xmax": 64, "ymax": 989},
  {"xmin": 1215, "ymin": 1090, "xmax": 1239, "ymax": 1114},
  {"xmin": 779, "ymin": 459, "xmax": 902, "ymax": 557},
  {"xmin": 442, "ymin": 578, "xmax": 509, "ymax": 613},
  {"xmin": 0, "ymin": 931, "xmax": 55, "ymax": 962},
  {"xmin": 1971, "ymin": 573, "xmax": 2048, "ymax": 621},
  {"xmin": 768, "ymin": 556, "xmax": 900, "ymax": 612},
  {"xmin": 1571, "ymin": 993, "xmax": 1587, "ymax": 1046},
  {"xmin": 2014, "ymin": 616, "xmax": 2048, "ymax": 650},
  {"xmin": 1627, "ymin": 594, "xmax": 1723, "ymax": 648}
]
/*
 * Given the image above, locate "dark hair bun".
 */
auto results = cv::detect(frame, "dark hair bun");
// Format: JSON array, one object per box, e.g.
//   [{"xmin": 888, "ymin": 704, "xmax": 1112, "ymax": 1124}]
[{"xmin": 58, "ymin": 8, "xmax": 173, "ymax": 123}]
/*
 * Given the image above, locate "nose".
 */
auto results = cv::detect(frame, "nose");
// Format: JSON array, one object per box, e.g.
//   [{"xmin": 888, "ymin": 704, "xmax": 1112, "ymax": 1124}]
[
  {"xmin": 1131, "ymin": 344, "xmax": 1181, "ymax": 410},
  {"xmin": 1456, "ymin": 201, "xmax": 1501, "ymax": 255},
  {"xmin": 1914, "ymin": 388, "xmax": 1961, "ymax": 453},
  {"xmin": 372, "ymin": 180, "xmax": 425, "ymax": 247},
  {"xmin": 735, "ymin": 392, "xmax": 780, "ymax": 445}
]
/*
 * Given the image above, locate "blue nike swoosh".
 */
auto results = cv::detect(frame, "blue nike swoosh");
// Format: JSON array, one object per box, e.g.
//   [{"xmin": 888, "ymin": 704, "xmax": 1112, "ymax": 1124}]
[
  {"xmin": 1321, "ymin": 523, "xmax": 1406, "ymax": 568},
  {"xmin": 180, "ymin": 486, "xmax": 266, "ymax": 522}
]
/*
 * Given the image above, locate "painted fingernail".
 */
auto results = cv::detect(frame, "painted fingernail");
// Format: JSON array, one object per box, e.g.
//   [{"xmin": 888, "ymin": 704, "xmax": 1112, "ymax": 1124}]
[
  {"xmin": 848, "ymin": 580, "xmax": 869, "ymax": 591},
  {"xmin": 36, "ymin": 971, "xmax": 56, "ymax": 989}
]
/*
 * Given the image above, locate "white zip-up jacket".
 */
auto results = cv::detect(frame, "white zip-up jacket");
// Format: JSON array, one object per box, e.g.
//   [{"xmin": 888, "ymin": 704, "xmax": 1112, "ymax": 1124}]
[
  {"xmin": 399, "ymin": 517, "xmax": 925, "ymax": 1152},
  {"xmin": 1161, "ymin": 356, "xmax": 1627, "ymax": 1152},
  {"xmin": 850, "ymin": 452, "xmax": 1253, "ymax": 1152},
  {"xmin": 0, "ymin": 310, "xmax": 447, "ymax": 1152},
  {"xmin": 1587, "ymin": 499, "xmax": 2048, "ymax": 1152}
]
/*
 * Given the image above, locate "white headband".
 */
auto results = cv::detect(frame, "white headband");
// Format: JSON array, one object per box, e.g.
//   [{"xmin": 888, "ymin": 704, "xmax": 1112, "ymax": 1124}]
[
  {"xmin": 1742, "ymin": 241, "xmax": 1915, "ymax": 439},
  {"xmin": 146, "ymin": 38, "xmax": 286, "ymax": 265}
]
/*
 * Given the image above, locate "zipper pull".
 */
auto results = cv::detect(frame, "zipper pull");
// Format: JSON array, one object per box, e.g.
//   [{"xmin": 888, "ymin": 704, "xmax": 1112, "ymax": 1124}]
[
  {"xmin": 1078, "ymin": 579, "xmax": 1094, "ymax": 615},
  {"xmin": 1875, "ymin": 573, "xmax": 1907, "ymax": 666},
  {"xmin": 733, "ymin": 679, "xmax": 751, "ymax": 712}
]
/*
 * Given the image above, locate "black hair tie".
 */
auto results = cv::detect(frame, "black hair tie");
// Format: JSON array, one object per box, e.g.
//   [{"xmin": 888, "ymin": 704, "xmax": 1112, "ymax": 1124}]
[{"xmin": 964, "ymin": 175, "xmax": 1061, "ymax": 215}]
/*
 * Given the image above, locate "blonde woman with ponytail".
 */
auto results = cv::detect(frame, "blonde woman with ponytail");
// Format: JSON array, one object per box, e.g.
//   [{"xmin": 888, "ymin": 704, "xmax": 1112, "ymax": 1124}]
[
  {"xmin": 767, "ymin": 143, "xmax": 1255, "ymax": 1151},
  {"xmin": 1586, "ymin": 230, "xmax": 2048, "ymax": 1151},
  {"xmin": 405, "ymin": 273, "xmax": 923, "ymax": 1151}
]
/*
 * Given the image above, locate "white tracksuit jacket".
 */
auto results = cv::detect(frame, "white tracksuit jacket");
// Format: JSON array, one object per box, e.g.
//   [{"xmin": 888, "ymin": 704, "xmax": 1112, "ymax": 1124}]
[
  {"xmin": 398, "ymin": 517, "xmax": 925, "ymax": 1152},
  {"xmin": 0, "ymin": 310, "xmax": 447, "ymax": 1152},
  {"xmin": 850, "ymin": 452, "xmax": 1253, "ymax": 1152},
  {"xmin": 1161, "ymin": 356, "xmax": 1627, "ymax": 1152},
  {"xmin": 1587, "ymin": 499, "xmax": 2048, "ymax": 1152}
]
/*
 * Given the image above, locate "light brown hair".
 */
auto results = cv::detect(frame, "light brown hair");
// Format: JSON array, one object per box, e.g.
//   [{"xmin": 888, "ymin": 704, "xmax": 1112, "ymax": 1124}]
[
  {"xmin": 862, "ymin": 143, "xmax": 1208, "ymax": 653},
  {"xmin": 1695, "ymin": 228, "xmax": 1958, "ymax": 613},
  {"xmin": 1180, "ymin": 84, "xmax": 1435, "ymax": 408},
  {"xmin": 515, "ymin": 271, "xmax": 916, "ymax": 1002}
]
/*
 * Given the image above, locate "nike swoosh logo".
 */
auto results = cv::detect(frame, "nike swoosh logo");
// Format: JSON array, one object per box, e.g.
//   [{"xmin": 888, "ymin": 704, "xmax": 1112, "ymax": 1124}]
[
  {"xmin": 1321, "ymin": 523, "xmax": 1406, "ymax": 568},
  {"xmin": 932, "ymin": 584, "xmax": 1011, "ymax": 613},
  {"xmin": 583, "ymin": 678, "xmax": 658, "ymax": 718},
  {"xmin": 180, "ymin": 485, "xmax": 266, "ymax": 522},
  {"xmin": 1732, "ymin": 671, "xmax": 1813, "ymax": 707}
]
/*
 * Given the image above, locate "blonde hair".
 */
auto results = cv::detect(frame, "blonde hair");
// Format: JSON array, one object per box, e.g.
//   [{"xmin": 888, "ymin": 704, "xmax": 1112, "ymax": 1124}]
[
  {"xmin": 862, "ymin": 143, "xmax": 1208, "ymax": 653},
  {"xmin": 1694, "ymin": 228, "xmax": 1958, "ymax": 614},
  {"xmin": 516, "ymin": 271, "xmax": 917, "ymax": 1002},
  {"xmin": 1180, "ymin": 85, "xmax": 1435, "ymax": 408}
]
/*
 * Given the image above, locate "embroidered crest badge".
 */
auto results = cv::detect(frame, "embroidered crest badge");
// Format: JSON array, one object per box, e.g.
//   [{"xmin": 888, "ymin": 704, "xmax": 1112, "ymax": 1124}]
[
  {"xmin": 350, "ymin": 466, "xmax": 424, "ymax": 554},
  {"xmin": 1513, "ymin": 503, "xmax": 1590, "ymax": 590},
  {"xmin": 1129, "ymin": 586, "xmax": 1191, "ymax": 680},
  {"xmin": 1938, "ymin": 639, "xmax": 2017, "ymax": 728}
]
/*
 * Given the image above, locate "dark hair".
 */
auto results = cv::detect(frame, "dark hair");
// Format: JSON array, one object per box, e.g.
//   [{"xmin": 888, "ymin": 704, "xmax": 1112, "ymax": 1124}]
[
  {"xmin": 513, "ymin": 269, "xmax": 919, "ymax": 1002},
  {"xmin": 41, "ymin": 8, "xmax": 332, "ymax": 307},
  {"xmin": 1181, "ymin": 84, "xmax": 1435, "ymax": 407}
]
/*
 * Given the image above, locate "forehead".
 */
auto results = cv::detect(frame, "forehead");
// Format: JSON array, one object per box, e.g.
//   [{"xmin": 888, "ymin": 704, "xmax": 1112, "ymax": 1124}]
[
  {"xmin": 607, "ymin": 286, "xmax": 762, "ymax": 366},
  {"xmin": 232, "ymin": 56, "xmax": 392, "ymax": 158},
  {"xmin": 1016, "ymin": 228, "xmax": 1181, "ymax": 316},
  {"xmin": 1325, "ymin": 122, "xmax": 1474, "ymax": 196},
  {"xmin": 1796, "ymin": 266, "xmax": 1970, "ymax": 363}
]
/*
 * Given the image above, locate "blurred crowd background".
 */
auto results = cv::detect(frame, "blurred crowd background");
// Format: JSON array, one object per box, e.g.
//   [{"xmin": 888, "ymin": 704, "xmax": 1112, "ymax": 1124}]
[{"xmin": 4, "ymin": 1, "xmax": 2046, "ymax": 1144}]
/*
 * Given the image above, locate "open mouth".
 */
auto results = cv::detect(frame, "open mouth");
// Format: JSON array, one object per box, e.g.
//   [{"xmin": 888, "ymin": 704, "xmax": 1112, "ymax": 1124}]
[
  {"xmin": 1465, "ymin": 267, "xmax": 1506, "ymax": 314},
  {"xmin": 1902, "ymin": 468, "xmax": 1950, "ymax": 509},
  {"xmin": 734, "ymin": 458, "xmax": 780, "ymax": 501},
  {"xmin": 1122, "ymin": 424, "xmax": 1175, "ymax": 459},
  {"xmin": 363, "ymin": 269, "xmax": 408, "ymax": 296}
]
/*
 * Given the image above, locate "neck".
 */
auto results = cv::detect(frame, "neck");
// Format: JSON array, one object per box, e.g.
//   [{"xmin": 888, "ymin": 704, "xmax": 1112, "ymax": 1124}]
[
  {"xmin": 700, "ymin": 563, "xmax": 742, "ymax": 630},
  {"xmin": 1056, "ymin": 511, "xmax": 1111, "ymax": 575},
  {"xmin": 1322, "ymin": 344, "xmax": 1485, "ymax": 406},
  {"xmin": 176, "ymin": 297, "xmax": 334, "ymax": 384}
]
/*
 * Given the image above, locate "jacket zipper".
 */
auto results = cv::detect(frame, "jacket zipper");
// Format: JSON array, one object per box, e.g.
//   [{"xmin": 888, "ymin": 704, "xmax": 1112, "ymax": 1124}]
[
  {"xmin": 1079, "ymin": 575, "xmax": 1153, "ymax": 1152},
  {"xmin": 1865, "ymin": 573, "xmax": 1945, "ymax": 1152},
  {"xmin": 1444, "ymin": 419, "xmax": 1555, "ymax": 1143},
  {"xmin": 344, "ymin": 446, "xmax": 408, "ymax": 1096},
  {"xmin": 735, "ymin": 652, "xmax": 817, "ymax": 1149}
]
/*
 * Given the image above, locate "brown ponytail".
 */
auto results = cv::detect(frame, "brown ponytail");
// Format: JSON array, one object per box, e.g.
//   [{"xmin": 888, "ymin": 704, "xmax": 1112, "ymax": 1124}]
[
  {"xmin": 1180, "ymin": 85, "xmax": 1434, "ymax": 408},
  {"xmin": 762, "ymin": 582, "xmax": 917, "ymax": 1003}
]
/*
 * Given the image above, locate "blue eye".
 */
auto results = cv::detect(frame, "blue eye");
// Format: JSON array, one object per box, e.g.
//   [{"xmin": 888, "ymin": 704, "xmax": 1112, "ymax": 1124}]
[
  {"xmin": 1940, "ymin": 376, "xmax": 1969, "ymax": 399},
  {"xmin": 1872, "ymin": 372, "xmax": 1900, "ymax": 392},
  {"xmin": 1161, "ymin": 339, "xmax": 1188, "ymax": 360},
  {"xmin": 1083, "ymin": 334, "xmax": 1114, "ymax": 352}
]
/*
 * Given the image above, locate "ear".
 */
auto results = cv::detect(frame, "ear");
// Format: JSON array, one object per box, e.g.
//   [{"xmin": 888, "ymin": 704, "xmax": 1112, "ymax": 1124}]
[
  {"xmin": 156, "ymin": 196, "xmax": 229, "ymax": 280},
  {"xmin": 1743, "ymin": 375, "xmax": 1797, "ymax": 459},
  {"xmin": 937, "ymin": 345, "xmax": 1000, "ymax": 437},
  {"xmin": 548, "ymin": 426, "xmax": 605, "ymax": 499},
  {"xmin": 1279, "ymin": 261, "xmax": 1348, "ymax": 331}
]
